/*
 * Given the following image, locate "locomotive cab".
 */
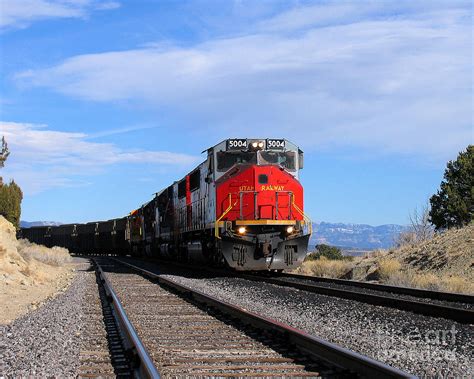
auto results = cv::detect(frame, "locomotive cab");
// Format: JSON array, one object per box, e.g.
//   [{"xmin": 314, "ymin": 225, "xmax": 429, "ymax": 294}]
[{"xmin": 212, "ymin": 138, "xmax": 303, "ymax": 180}]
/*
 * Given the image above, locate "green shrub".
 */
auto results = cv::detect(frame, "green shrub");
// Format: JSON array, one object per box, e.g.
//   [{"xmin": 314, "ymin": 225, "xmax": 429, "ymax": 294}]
[{"xmin": 305, "ymin": 244, "xmax": 349, "ymax": 261}]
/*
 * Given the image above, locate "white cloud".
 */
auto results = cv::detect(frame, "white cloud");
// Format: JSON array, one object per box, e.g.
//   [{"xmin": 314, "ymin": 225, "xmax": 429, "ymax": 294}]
[
  {"xmin": 14, "ymin": 2, "xmax": 473, "ymax": 162},
  {"xmin": 0, "ymin": 121, "xmax": 200, "ymax": 194},
  {"xmin": 256, "ymin": 1, "xmax": 469, "ymax": 32},
  {"xmin": 0, "ymin": 0, "xmax": 120, "ymax": 29}
]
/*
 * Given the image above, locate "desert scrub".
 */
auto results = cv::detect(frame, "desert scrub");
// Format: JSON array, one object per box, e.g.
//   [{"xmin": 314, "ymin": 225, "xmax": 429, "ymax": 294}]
[
  {"xmin": 299, "ymin": 256, "xmax": 353, "ymax": 278},
  {"xmin": 17, "ymin": 239, "xmax": 71, "ymax": 266},
  {"xmin": 377, "ymin": 258, "xmax": 402, "ymax": 280}
]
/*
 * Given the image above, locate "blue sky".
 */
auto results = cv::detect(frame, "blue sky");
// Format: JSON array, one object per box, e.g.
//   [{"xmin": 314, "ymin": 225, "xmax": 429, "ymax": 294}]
[{"xmin": 0, "ymin": 0, "xmax": 472, "ymax": 225}]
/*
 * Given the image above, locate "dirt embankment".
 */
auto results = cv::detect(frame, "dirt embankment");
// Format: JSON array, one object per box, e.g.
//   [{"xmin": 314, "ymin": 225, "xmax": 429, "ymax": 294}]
[
  {"xmin": 298, "ymin": 224, "xmax": 474, "ymax": 294},
  {"xmin": 0, "ymin": 216, "xmax": 75, "ymax": 324}
]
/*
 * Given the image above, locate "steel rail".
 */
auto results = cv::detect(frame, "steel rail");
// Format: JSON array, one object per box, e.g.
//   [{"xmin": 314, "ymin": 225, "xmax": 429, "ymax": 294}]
[
  {"xmin": 115, "ymin": 258, "xmax": 415, "ymax": 379},
  {"xmin": 94, "ymin": 260, "xmax": 161, "ymax": 379},
  {"xmin": 240, "ymin": 273, "xmax": 474, "ymax": 324},
  {"xmin": 277, "ymin": 272, "xmax": 474, "ymax": 304}
]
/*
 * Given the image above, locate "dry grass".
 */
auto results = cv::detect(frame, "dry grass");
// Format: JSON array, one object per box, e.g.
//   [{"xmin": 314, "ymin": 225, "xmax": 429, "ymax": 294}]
[
  {"xmin": 380, "ymin": 267, "xmax": 473, "ymax": 294},
  {"xmin": 345, "ymin": 224, "xmax": 474, "ymax": 294},
  {"xmin": 17, "ymin": 239, "xmax": 71, "ymax": 267},
  {"xmin": 378, "ymin": 258, "xmax": 402, "ymax": 280},
  {"xmin": 410, "ymin": 272, "xmax": 440, "ymax": 290},
  {"xmin": 441, "ymin": 276, "xmax": 472, "ymax": 293},
  {"xmin": 298, "ymin": 256, "xmax": 352, "ymax": 278}
]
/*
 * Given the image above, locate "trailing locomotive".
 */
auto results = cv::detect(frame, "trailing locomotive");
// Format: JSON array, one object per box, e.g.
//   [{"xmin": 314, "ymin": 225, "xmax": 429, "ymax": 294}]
[{"xmin": 21, "ymin": 138, "xmax": 312, "ymax": 271}]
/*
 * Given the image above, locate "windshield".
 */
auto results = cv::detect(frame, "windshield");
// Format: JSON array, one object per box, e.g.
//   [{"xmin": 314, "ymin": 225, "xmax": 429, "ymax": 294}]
[
  {"xmin": 217, "ymin": 151, "xmax": 257, "ymax": 172},
  {"xmin": 259, "ymin": 151, "xmax": 296, "ymax": 171},
  {"xmin": 216, "ymin": 150, "xmax": 296, "ymax": 172}
]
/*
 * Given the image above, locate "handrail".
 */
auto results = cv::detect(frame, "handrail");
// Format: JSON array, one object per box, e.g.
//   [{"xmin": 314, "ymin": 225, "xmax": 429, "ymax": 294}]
[
  {"xmin": 292, "ymin": 200, "xmax": 313, "ymax": 235},
  {"xmin": 239, "ymin": 190, "xmax": 294, "ymax": 220},
  {"xmin": 214, "ymin": 193, "xmax": 237, "ymax": 239}
]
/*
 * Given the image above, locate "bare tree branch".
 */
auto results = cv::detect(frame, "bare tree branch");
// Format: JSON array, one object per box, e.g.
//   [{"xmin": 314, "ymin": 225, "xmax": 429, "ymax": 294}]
[
  {"xmin": 409, "ymin": 202, "xmax": 434, "ymax": 243},
  {"xmin": 396, "ymin": 202, "xmax": 434, "ymax": 247}
]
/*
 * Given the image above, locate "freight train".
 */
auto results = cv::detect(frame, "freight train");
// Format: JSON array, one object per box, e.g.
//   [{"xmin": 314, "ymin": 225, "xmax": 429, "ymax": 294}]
[{"xmin": 21, "ymin": 138, "xmax": 312, "ymax": 271}]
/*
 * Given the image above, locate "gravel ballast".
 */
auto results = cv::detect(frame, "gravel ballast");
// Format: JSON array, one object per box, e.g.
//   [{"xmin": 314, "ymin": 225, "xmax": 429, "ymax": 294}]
[
  {"xmin": 122, "ymin": 259, "xmax": 472, "ymax": 378},
  {"xmin": 0, "ymin": 259, "xmax": 100, "ymax": 377}
]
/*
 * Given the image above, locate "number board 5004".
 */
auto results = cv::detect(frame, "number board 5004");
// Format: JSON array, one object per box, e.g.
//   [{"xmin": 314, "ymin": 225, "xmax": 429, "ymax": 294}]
[
  {"xmin": 227, "ymin": 139, "xmax": 248, "ymax": 150},
  {"xmin": 266, "ymin": 139, "xmax": 285, "ymax": 150}
]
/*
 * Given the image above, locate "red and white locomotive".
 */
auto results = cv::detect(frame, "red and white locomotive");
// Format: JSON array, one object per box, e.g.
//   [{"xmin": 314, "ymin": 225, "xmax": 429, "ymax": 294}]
[
  {"xmin": 128, "ymin": 138, "xmax": 311, "ymax": 271},
  {"xmin": 21, "ymin": 138, "xmax": 312, "ymax": 271}
]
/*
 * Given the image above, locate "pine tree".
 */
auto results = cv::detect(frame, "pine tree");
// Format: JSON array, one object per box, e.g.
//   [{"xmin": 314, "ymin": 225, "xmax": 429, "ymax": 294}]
[
  {"xmin": 0, "ymin": 181, "xmax": 22, "ymax": 228},
  {"xmin": 0, "ymin": 136, "xmax": 23, "ymax": 229},
  {"xmin": 0, "ymin": 136, "xmax": 9, "ymax": 168},
  {"xmin": 429, "ymin": 145, "xmax": 473, "ymax": 230}
]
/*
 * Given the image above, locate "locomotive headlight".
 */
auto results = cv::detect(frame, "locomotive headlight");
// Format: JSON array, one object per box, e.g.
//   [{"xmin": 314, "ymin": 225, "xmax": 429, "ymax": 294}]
[
  {"xmin": 258, "ymin": 142, "xmax": 264, "ymax": 148},
  {"xmin": 252, "ymin": 142, "xmax": 258, "ymax": 148},
  {"xmin": 238, "ymin": 226, "xmax": 247, "ymax": 234},
  {"xmin": 286, "ymin": 226, "xmax": 294, "ymax": 234}
]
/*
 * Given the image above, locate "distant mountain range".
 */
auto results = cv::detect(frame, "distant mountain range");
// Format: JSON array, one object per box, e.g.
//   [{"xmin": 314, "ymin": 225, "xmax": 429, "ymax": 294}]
[
  {"xmin": 20, "ymin": 221, "xmax": 63, "ymax": 228},
  {"xmin": 20, "ymin": 220, "xmax": 409, "ymax": 251},
  {"xmin": 311, "ymin": 222, "xmax": 410, "ymax": 251}
]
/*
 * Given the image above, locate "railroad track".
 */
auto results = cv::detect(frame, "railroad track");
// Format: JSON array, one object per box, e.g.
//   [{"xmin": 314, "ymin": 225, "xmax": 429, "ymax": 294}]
[
  {"xmin": 275, "ymin": 272, "xmax": 474, "ymax": 304},
  {"xmin": 118, "ymin": 257, "xmax": 474, "ymax": 325},
  {"xmin": 237, "ymin": 272, "xmax": 474, "ymax": 324},
  {"xmin": 78, "ymin": 263, "xmax": 135, "ymax": 378},
  {"xmin": 93, "ymin": 257, "xmax": 413, "ymax": 378}
]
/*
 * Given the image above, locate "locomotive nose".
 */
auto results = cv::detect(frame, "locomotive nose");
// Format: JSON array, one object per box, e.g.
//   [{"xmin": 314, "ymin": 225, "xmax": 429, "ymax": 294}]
[
  {"xmin": 217, "ymin": 164, "xmax": 301, "ymax": 222},
  {"xmin": 253, "ymin": 165, "xmax": 292, "ymax": 221}
]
